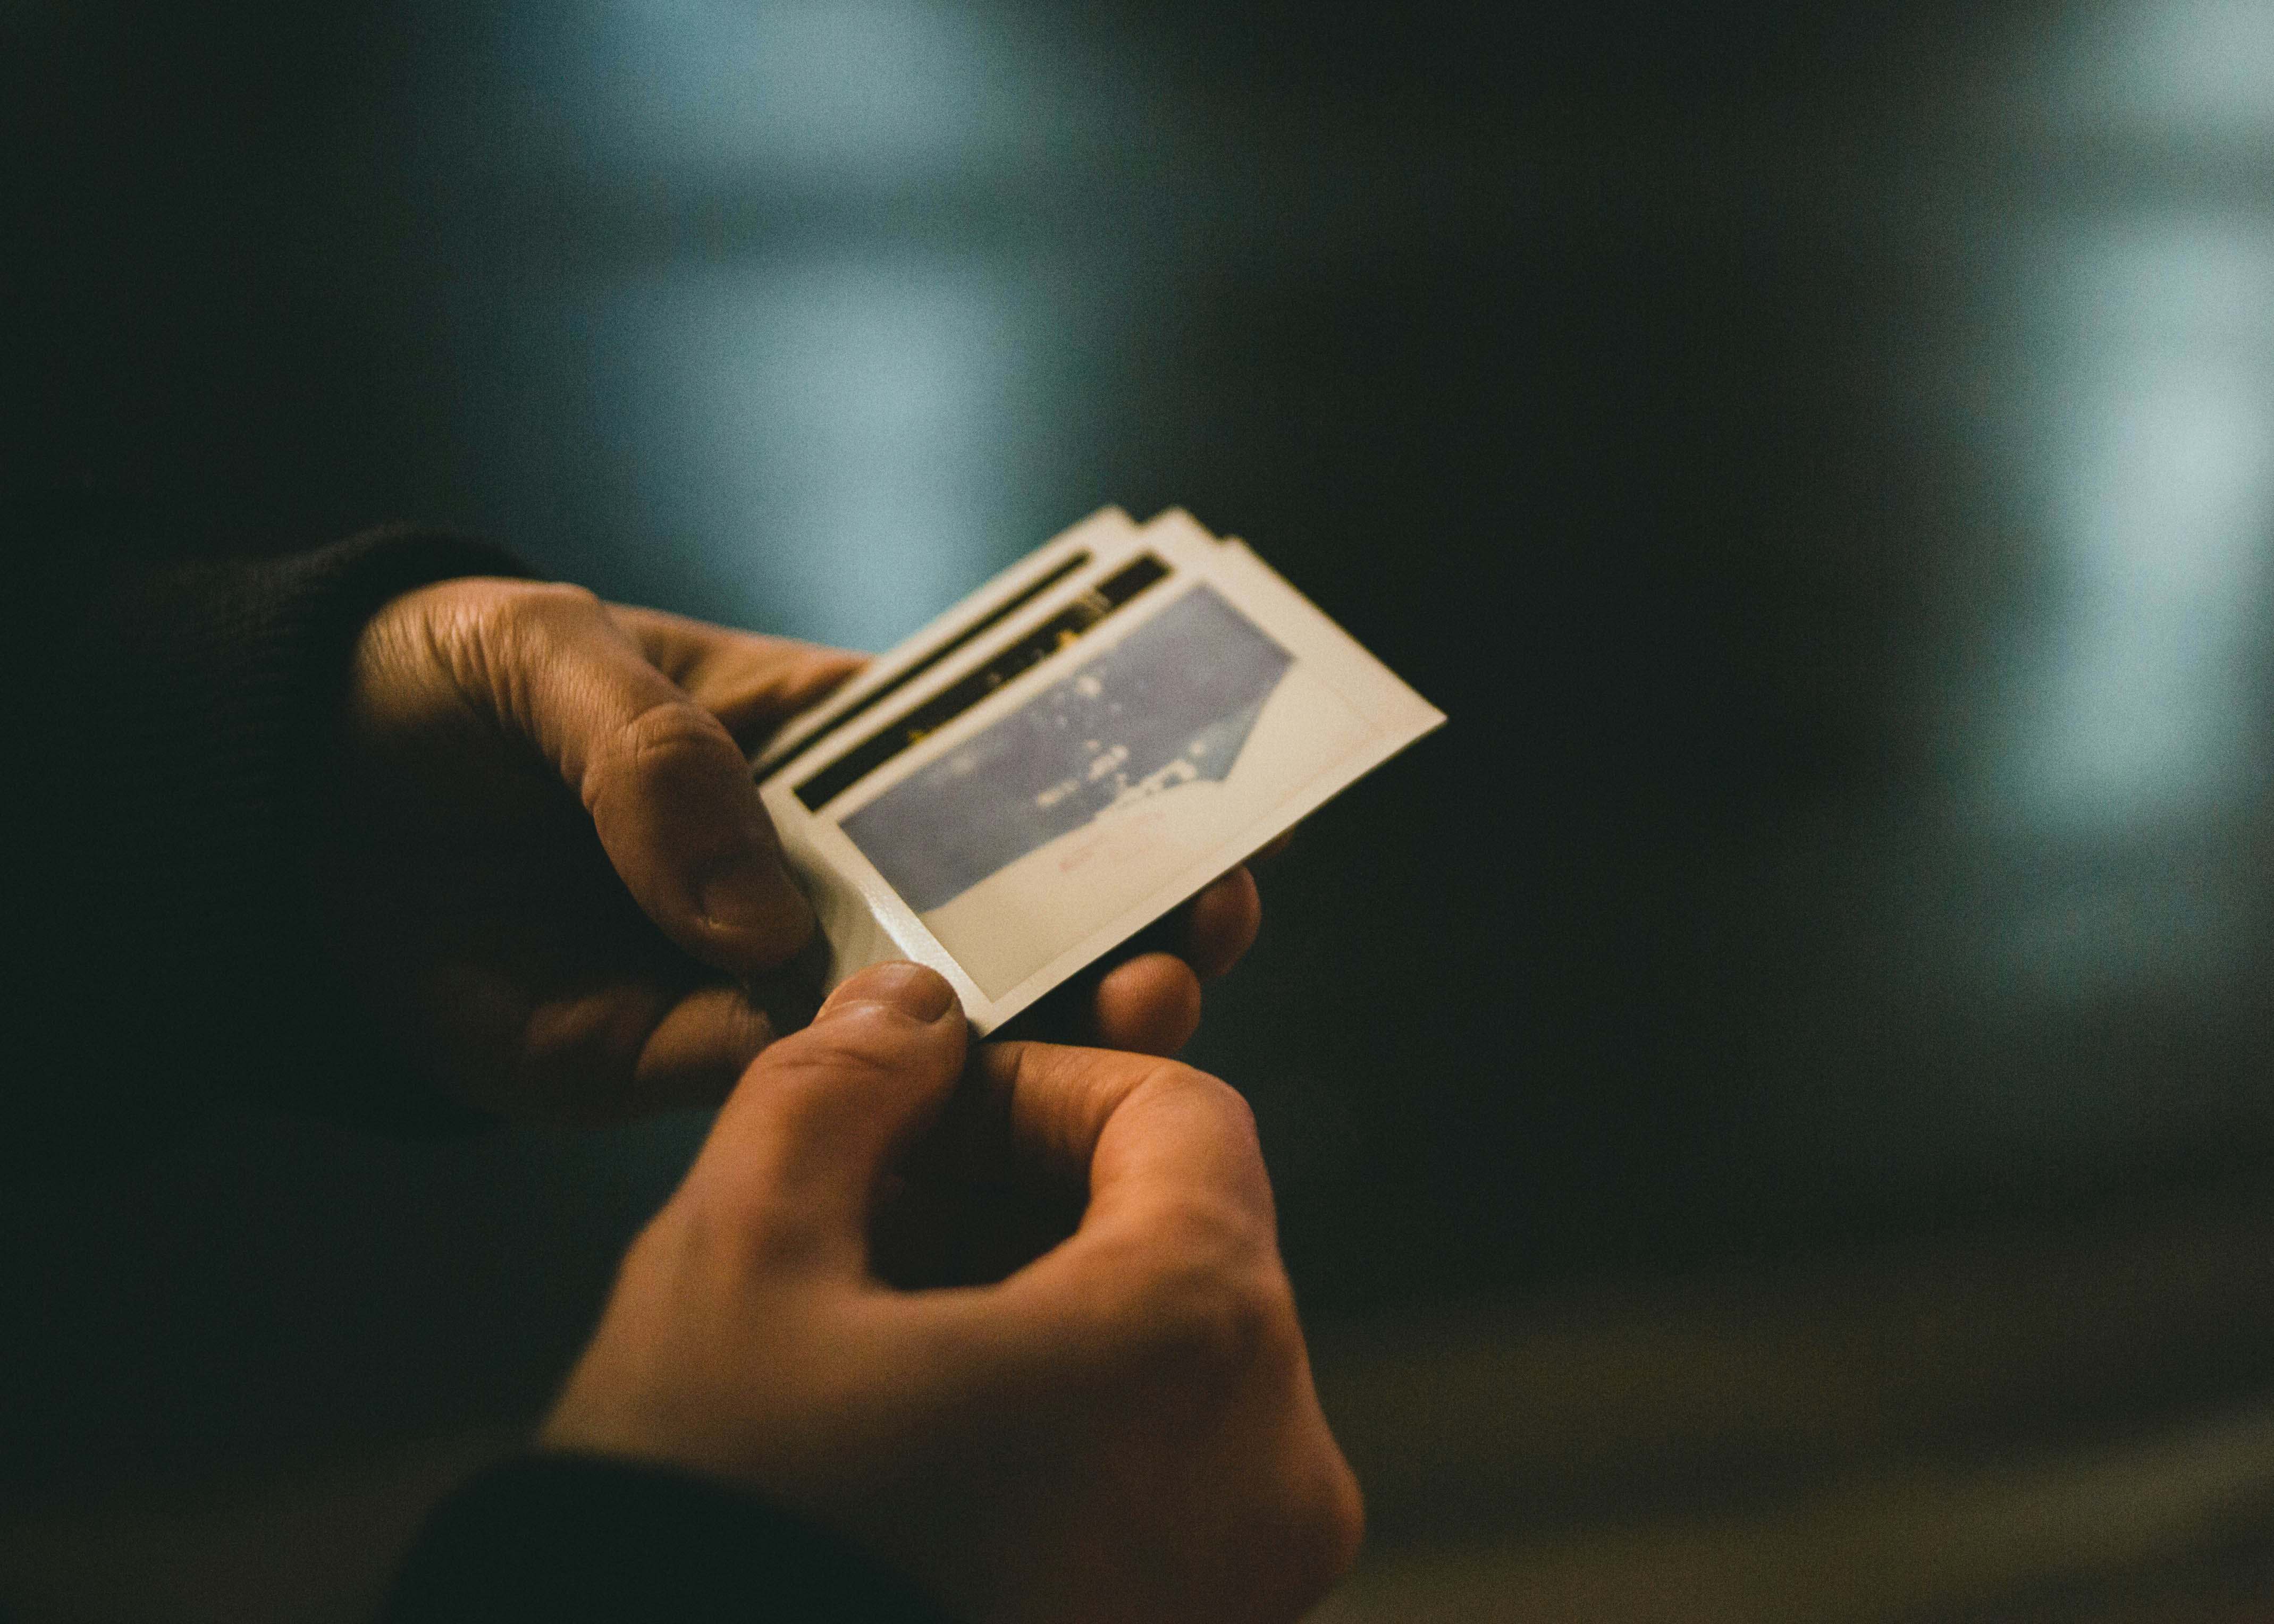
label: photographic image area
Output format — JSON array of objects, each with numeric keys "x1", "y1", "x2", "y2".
[{"x1": 841, "y1": 583, "x2": 1372, "y2": 997}]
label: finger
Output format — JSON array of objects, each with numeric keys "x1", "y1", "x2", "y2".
[
  {"x1": 456, "y1": 971, "x2": 681, "y2": 1129},
  {"x1": 630, "y1": 982, "x2": 783, "y2": 1113},
  {"x1": 695, "y1": 962, "x2": 967, "y2": 1273},
  {"x1": 1085, "y1": 953, "x2": 1203, "y2": 1055},
  {"x1": 431, "y1": 965, "x2": 772, "y2": 1127},
  {"x1": 1046, "y1": 867, "x2": 1258, "y2": 1051},
  {"x1": 494, "y1": 586, "x2": 815, "y2": 977},
  {"x1": 973, "y1": 1042, "x2": 1274, "y2": 1232},
  {"x1": 608, "y1": 604, "x2": 866, "y2": 754},
  {"x1": 1174, "y1": 866, "x2": 1261, "y2": 982}
]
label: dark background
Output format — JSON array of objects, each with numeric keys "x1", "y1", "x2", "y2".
[{"x1": 6, "y1": 0, "x2": 2274, "y2": 1507}]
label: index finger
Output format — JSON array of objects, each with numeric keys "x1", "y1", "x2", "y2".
[
  {"x1": 973, "y1": 1041, "x2": 1276, "y2": 1231},
  {"x1": 606, "y1": 604, "x2": 866, "y2": 753}
]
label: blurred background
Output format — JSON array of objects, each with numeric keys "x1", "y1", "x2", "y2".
[{"x1": 6, "y1": 1, "x2": 2274, "y2": 1618}]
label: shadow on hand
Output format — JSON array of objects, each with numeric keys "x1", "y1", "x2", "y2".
[{"x1": 869, "y1": 1054, "x2": 1090, "y2": 1291}]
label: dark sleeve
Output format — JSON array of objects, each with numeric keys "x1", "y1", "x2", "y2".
[
  {"x1": 12, "y1": 521, "x2": 530, "y2": 1170},
  {"x1": 381, "y1": 1455, "x2": 961, "y2": 1624}
]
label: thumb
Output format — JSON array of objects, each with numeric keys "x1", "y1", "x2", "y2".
[
  {"x1": 691, "y1": 962, "x2": 968, "y2": 1274},
  {"x1": 496, "y1": 585, "x2": 815, "y2": 977}
]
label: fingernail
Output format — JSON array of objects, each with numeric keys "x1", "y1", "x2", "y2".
[
  {"x1": 818, "y1": 962, "x2": 956, "y2": 1025},
  {"x1": 701, "y1": 850, "x2": 812, "y2": 938}
]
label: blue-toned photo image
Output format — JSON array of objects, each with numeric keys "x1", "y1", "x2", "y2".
[{"x1": 841, "y1": 586, "x2": 1295, "y2": 914}]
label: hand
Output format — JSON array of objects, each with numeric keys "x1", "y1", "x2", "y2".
[
  {"x1": 543, "y1": 961, "x2": 1362, "y2": 1624},
  {"x1": 318, "y1": 577, "x2": 1264, "y2": 1124}
]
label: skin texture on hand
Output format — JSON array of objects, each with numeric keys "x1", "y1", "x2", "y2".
[
  {"x1": 542, "y1": 962, "x2": 1364, "y2": 1624},
  {"x1": 316, "y1": 578, "x2": 1264, "y2": 1124}
]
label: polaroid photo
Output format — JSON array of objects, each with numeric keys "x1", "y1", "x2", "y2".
[{"x1": 753, "y1": 507, "x2": 1446, "y2": 1034}]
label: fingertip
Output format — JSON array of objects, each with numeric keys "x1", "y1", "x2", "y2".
[
  {"x1": 1249, "y1": 831, "x2": 1297, "y2": 866},
  {"x1": 1089, "y1": 954, "x2": 1204, "y2": 1056},
  {"x1": 701, "y1": 964, "x2": 967, "y2": 1213},
  {"x1": 714, "y1": 645, "x2": 871, "y2": 751},
  {"x1": 631, "y1": 983, "x2": 782, "y2": 1114},
  {"x1": 819, "y1": 961, "x2": 959, "y2": 1026},
  {"x1": 696, "y1": 848, "x2": 818, "y2": 957},
  {"x1": 1178, "y1": 867, "x2": 1262, "y2": 982}
]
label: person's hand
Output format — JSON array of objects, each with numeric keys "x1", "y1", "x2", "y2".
[
  {"x1": 317, "y1": 578, "x2": 1264, "y2": 1124},
  {"x1": 542, "y1": 960, "x2": 1363, "y2": 1624}
]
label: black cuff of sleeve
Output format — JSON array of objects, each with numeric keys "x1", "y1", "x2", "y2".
[
  {"x1": 382, "y1": 1454, "x2": 960, "y2": 1624},
  {"x1": 92, "y1": 525, "x2": 534, "y2": 1135}
]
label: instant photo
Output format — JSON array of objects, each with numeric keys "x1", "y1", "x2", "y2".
[
  {"x1": 754, "y1": 507, "x2": 1445, "y2": 1031},
  {"x1": 841, "y1": 586, "x2": 1292, "y2": 914},
  {"x1": 797, "y1": 554, "x2": 1172, "y2": 813}
]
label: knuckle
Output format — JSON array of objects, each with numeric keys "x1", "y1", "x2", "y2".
[
  {"x1": 1295, "y1": 1455, "x2": 1367, "y2": 1591},
  {"x1": 495, "y1": 579, "x2": 604, "y2": 631},
  {"x1": 1149, "y1": 1063, "x2": 1261, "y2": 1143},
  {"x1": 1123, "y1": 1216, "x2": 1286, "y2": 1383},
  {"x1": 620, "y1": 699, "x2": 739, "y2": 769},
  {"x1": 477, "y1": 580, "x2": 607, "y2": 664},
  {"x1": 769, "y1": 1004, "x2": 941, "y2": 1096},
  {"x1": 1332, "y1": 1477, "x2": 1368, "y2": 1578},
  {"x1": 447, "y1": 581, "x2": 608, "y2": 710},
  {"x1": 770, "y1": 1033, "x2": 901, "y2": 1102},
  {"x1": 585, "y1": 702, "x2": 744, "y2": 818},
  {"x1": 1193, "y1": 1070, "x2": 1261, "y2": 1145}
]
